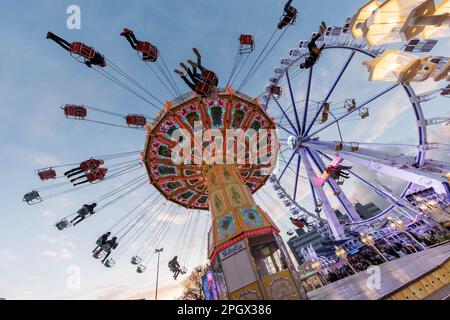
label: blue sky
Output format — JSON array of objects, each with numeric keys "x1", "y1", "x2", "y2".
[{"x1": 0, "y1": 0, "x2": 449, "y2": 299}]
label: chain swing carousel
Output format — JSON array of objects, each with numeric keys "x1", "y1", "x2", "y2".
[
  {"x1": 142, "y1": 86, "x2": 307, "y2": 299},
  {"x1": 22, "y1": 1, "x2": 310, "y2": 300}
]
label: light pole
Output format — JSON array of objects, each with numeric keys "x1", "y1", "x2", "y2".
[
  {"x1": 311, "y1": 260, "x2": 327, "y2": 286},
  {"x1": 387, "y1": 216, "x2": 426, "y2": 250},
  {"x1": 335, "y1": 246, "x2": 357, "y2": 274},
  {"x1": 360, "y1": 233, "x2": 389, "y2": 263},
  {"x1": 155, "y1": 248, "x2": 164, "y2": 300}
]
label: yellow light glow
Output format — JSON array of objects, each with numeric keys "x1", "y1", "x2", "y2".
[
  {"x1": 421, "y1": 0, "x2": 450, "y2": 39},
  {"x1": 350, "y1": 0, "x2": 384, "y2": 39},
  {"x1": 363, "y1": 0, "x2": 436, "y2": 45}
]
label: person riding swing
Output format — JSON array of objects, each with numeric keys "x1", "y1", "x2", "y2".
[
  {"x1": 300, "y1": 22, "x2": 327, "y2": 70},
  {"x1": 174, "y1": 48, "x2": 218, "y2": 97},
  {"x1": 46, "y1": 32, "x2": 106, "y2": 68}
]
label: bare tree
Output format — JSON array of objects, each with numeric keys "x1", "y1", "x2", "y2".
[{"x1": 178, "y1": 265, "x2": 208, "y2": 300}]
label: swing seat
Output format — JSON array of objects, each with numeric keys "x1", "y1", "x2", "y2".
[
  {"x1": 81, "y1": 158, "x2": 103, "y2": 171},
  {"x1": 69, "y1": 42, "x2": 95, "y2": 59},
  {"x1": 55, "y1": 219, "x2": 70, "y2": 230},
  {"x1": 23, "y1": 190, "x2": 42, "y2": 205},
  {"x1": 37, "y1": 168, "x2": 57, "y2": 181},
  {"x1": 101, "y1": 243, "x2": 112, "y2": 252},
  {"x1": 137, "y1": 42, "x2": 159, "y2": 62},
  {"x1": 283, "y1": 199, "x2": 292, "y2": 207},
  {"x1": 90, "y1": 168, "x2": 107, "y2": 181},
  {"x1": 104, "y1": 259, "x2": 116, "y2": 268},
  {"x1": 181, "y1": 267, "x2": 187, "y2": 274},
  {"x1": 136, "y1": 41, "x2": 150, "y2": 53},
  {"x1": 131, "y1": 256, "x2": 142, "y2": 265},
  {"x1": 63, "y1": 104, "x2": 87, "y2": 119},
  {"x1": 195, "y1": 81, "x2": 213, "y2": 96},
  {"x1": 126, "y1": 114, "x2": 147, "y2": 127},
  {"x1": 278, "y1": 6, "x2": 297, "y2": 29},
  {"x1": 201, "y1": 69, "x2": 218, "y2": 85},
  {"x1": 93, "y1": 250, "x2": 105, "y2": 259},
  {"x1": 137, "y1": 264, "x2": 146, "y2": 273},
  {"x1": 238, "y1": 34, "x2": 255, "y2": 54}
]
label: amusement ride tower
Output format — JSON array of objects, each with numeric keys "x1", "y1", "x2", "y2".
[{"x1": 142, "y1": 87, "x2": 307, "y2": 300}]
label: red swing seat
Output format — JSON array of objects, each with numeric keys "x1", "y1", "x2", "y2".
[
  {"x1": 195, "y1": 69, "x2": 218, "y2": 96},
  {"x1": 37, "y1": 168, "x2": 57, "y2": 181},
  {"x1": 195, "y1": 81, "x2": 213, "y2": 96},
  {"x1": 87, "y1": 168, "x2": 108, "y2": 183},
  {"x1": 278, "y1": 6, "x2": 297, "y2": 28},
  {"x1": 126, "y1": 114, "x2": 147, "y2": 127},
  {"x1": 63, "y1": 104, "x2": 87, "y2": 119},
  {"x1": 201, "y1": 69, "x2": 218, "y2": 84},
  {"x1": 239, "y1": 34, "x2": 255, "y2": 54},
  {"x1": 137, "y1": 42, "x2": 159, "y2": 62},
  {"x1": 69, "y1": 42, "x2": 95, "y2": 59}
]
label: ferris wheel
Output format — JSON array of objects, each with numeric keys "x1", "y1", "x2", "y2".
[{"x1": 261, "y1": 24, "x2": 450, "y2": 239}]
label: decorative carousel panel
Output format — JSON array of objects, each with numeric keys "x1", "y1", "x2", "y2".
[
  {"x1": 216, "y1": 213, "x2": 238, "y2": 243},
  {"x1": 229, "y1": 281, "x2": 264, "y2": 300},
  {"x1": 143, "y1": 91, "x2": 277, "y2": 210},
  {"x1": 263, "y1": 270, "x2": 301, "y2": 300}
]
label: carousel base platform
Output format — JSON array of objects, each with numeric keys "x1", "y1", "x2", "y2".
[{"x1": 307, "y1": 243, "x2": 450, "y2": 300}]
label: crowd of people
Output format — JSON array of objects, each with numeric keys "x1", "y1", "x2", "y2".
[{"x1": 302, "y1": 224, "x2": 449, "y2": 290}]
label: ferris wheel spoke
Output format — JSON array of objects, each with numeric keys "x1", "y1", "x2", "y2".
[
  {"x1": 305, "y1": 83, "x2": 399, "y2": 139},
  {"x1": 286, "y1": 69, "x2": 302, "y2": 134},
  {"x1": 277, "y1": 151, "x2": 296, "y2": 182},
  {"x1": 303, "y1": 50, "x2": 356, "y2": 137},
  {"x1": 308, "y1": 180, "x2": 320, "y2": 215},
  {"x1": 329, "y1": 110, "x2": 344, "y2": 142},
  {"x1": 293, "y1": 154, "x2": 301, "y2": 202},
  {"x1": 301, "y1": 67, "x2": 314, "y2": 135},
  {"x1": 272, "y1": 94, "x2": 299, "y2": 135},
  {"x1": 277, "y1": 122, "x2": 297, "y2": 136}
]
